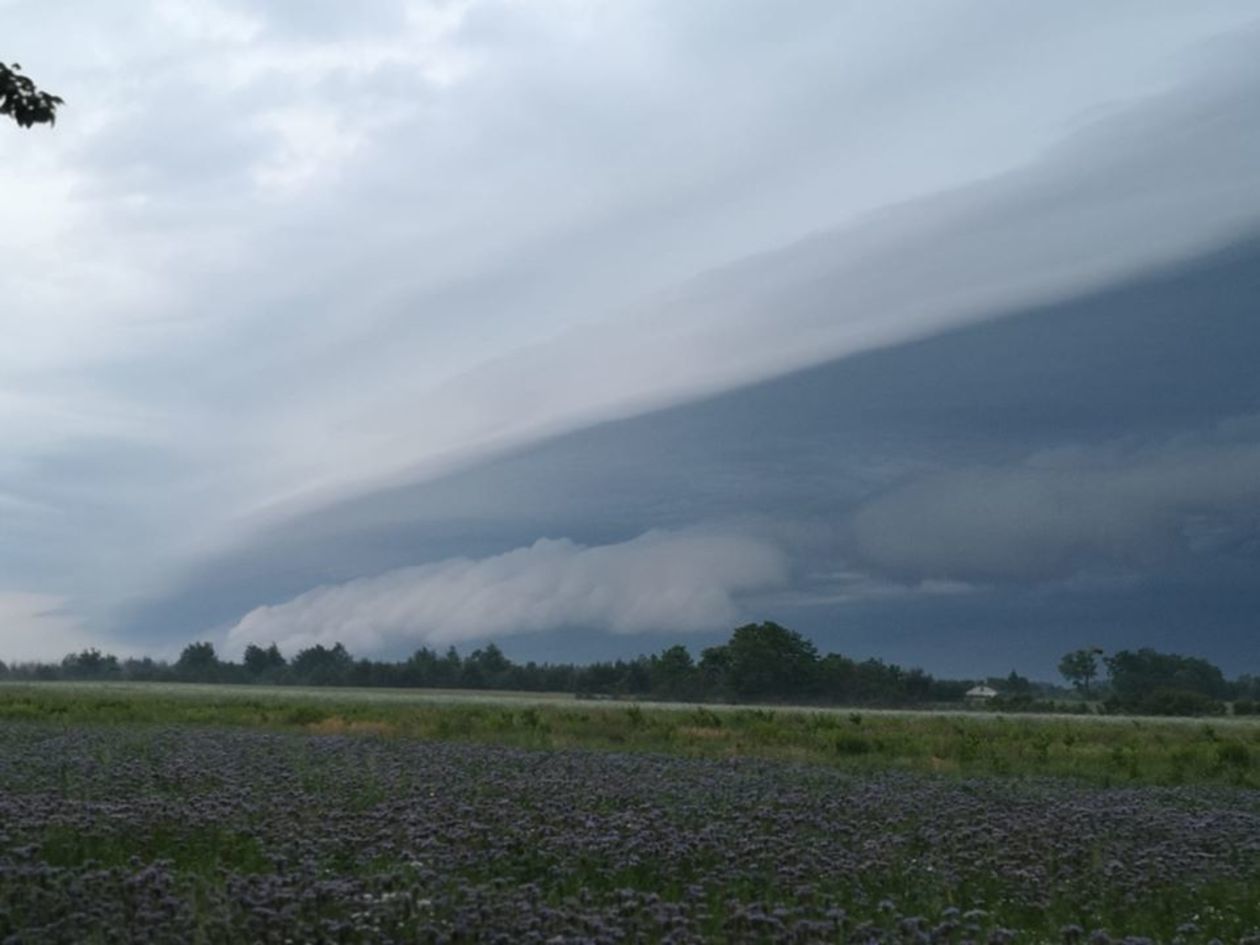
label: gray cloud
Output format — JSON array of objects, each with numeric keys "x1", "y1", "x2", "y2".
[
  {"x1": 224, "y1": 529, "x2": 788, "y2": 657},
  {"x1": 849, "y1": 426, "x2": 1260, "y2": 583},
  {"x1": 116, "y1": 228, "x2": 1260, "y2": 656},
  {"x1": 3, "y1": 2, "x2": 1260, "y2": 653},
  {"x1": 233, "y1": 29, "x2": 1260, "y2": 518}
]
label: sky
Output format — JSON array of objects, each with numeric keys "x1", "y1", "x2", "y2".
[{"x1": 2, "y1": 1, "x2": 1258, "y2": 677}]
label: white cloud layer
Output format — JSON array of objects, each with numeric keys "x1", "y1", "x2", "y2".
[
  {"x1": 0, "y1": 592, "x2": 105, "y2": 663},
  {"x1": 225, "y1": 529, "x2": 789, "y2": 656}
]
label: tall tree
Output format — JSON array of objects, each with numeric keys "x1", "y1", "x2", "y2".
[
  {"x1": 652, "y1": 644, "x2": 697, "y2": 699},
  {"x1": 724, "y1": 621, "x2": 820, "y2": 700},
  {"x1": 1105, "y1": 648, "x2": 1229, "y2": 703},
  {"x1": 1, "y1": 63, "x2": 62, "y2": 127},
  {"x1": 291, "y1": 643, "x2": 353, "y2": 685},
  {"x1": 176, "y1": 641, "x2": 221, "y2": 681},
  {"x1": 61, "y1": 648, "x2": 121, "y2": 679},
  {"x1": 1058, "y1": 648, "x2": 1102, "y2": 696},
  {"x1": 243, "y1": 643, "x2": 286, "y2": 677}
]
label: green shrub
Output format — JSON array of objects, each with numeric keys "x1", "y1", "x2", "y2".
[
  {"x1": 1119, "y1": 688, "x2": 1226, "y2": 717},
  {"x1": 689, "y1": 707, "x2": 723, "y2": 728},
  {"x1": 282, "y1": 706, "x2": 328, "y2": 726},
  {"x1": 1216, "y1": 741, "x2": 1251, "y2": 770},
  {"x1": 834, "y1": 734, "x2": 871, "y2": 755}
]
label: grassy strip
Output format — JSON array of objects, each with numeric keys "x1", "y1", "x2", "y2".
[{"x1": 1, "y1": 681, "x2": 1258, "y2": 786}]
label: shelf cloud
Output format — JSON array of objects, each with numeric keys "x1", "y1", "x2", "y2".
[
  {"x1": 225, "y1": 529, "x2": 789, "y2": 656},
  {"x1": 3, "y1": 2, "x2": 1259, "y2": 672}
]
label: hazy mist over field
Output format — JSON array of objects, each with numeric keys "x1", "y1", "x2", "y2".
[{"x1": 3, "y1": 1, "x2": 1259, "y2": 676}]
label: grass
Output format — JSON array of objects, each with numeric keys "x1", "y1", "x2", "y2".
[{"x1": 2, "y1": 680, "x2": 1258, "y2": 786}]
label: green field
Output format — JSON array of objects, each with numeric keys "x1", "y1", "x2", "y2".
[
  {"x1": 2, "y1": 680, "x2": 1257, "y2": 786},
  {"x1": 3, "y1": 681, "x2": 1260, "y2": 941}
]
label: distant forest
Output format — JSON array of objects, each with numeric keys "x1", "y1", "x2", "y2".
[{"x1": 2, "y1": 622, "x2": 1257, "y2": 716}]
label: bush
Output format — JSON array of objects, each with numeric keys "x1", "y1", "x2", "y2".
[
  {"x1": 282, "y1": 706, "x2": 329, "y2": 726},
  {"x1": 1216, "y1": 741, "x2": 1251, "y2": 771},
  {"x1": 834, "y1": 734, "x2": 872, "y2": 755},
  {"x1": 689, "y1": 707, "x2": 723, "y2": 728},
  {"x1": 1122, "y1": 688, "x2": 1227, "y2": 717}
]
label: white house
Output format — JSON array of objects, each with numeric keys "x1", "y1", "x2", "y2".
[{"x1": 965, "y1": 684, "x2": 999, "y2": 702}]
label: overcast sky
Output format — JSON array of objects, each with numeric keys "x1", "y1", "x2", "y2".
[{"x1": 2, "y1": 1, "x2": 1258, "y2": 674}]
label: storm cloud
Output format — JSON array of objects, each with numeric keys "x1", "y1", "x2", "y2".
[
  {"x1": 850, "y1": 431, "x2": 1260, "y2": 583},
  {"x1": 225, "y1": 529, "x2": 789, "y2": 657},
  {"x1": 2, "y1": 2, "x2": 1259, "y2": 669}
]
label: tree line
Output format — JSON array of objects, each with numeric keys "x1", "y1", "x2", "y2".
[
  {"x1": 0, "y1": 624, "x2": 968, "y2": 706},
  {"x1": 3, "y1": 622, "x2": 1256, "y2": 715},
  {"x1": 1057, "y1": 646, "x2": 1259, "y2": 716}
]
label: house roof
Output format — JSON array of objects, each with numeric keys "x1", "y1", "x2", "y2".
[{"x1": 965, "y1": 685, "x2": 999, "y2": 698}]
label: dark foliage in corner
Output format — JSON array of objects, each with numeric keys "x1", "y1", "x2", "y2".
[{"x1": 1, "y1": 62, "x2": 62, "y2": 127}]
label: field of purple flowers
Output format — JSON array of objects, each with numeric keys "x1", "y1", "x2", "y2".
[{"x1": 1, "y1": 723, "x2": 1258, "y2": 944}]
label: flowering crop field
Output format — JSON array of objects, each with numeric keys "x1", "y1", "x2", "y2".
[{"x1": 1, "y1": 723, "x2": 1258, "y2": 944}]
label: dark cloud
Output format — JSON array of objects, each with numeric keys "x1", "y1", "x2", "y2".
[
  {"x1": 848, "y1": 439, "x2": 1260, "y2": 583},
  {"x1": 123, "y1": 235, "x2": 1260, "y2": 674}
]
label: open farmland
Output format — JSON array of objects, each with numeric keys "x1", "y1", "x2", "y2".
[
  {"x1": 1, "y1": 720, "x2": 1259, "y2": 944},
  {"x1": 2, "y1": 682, "x2": 1259, "y2": 786},
  {"x1": 0, "y1": 687, "x2": 1259, "y2": 942}
]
